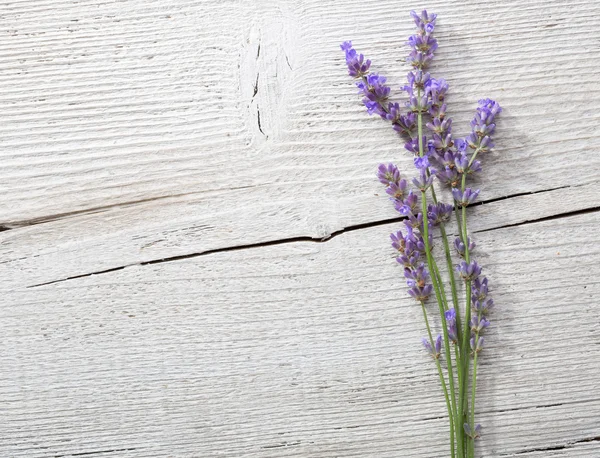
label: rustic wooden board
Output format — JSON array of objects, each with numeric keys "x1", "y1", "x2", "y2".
[
  {"x1": 1, "y1": 0, "x2": 600, "y2": 289},
  {"x1": 2, "y1": 212, "x2": 600, "y2": 457},
  {"x1": 2, "y1": 0, "x2": 600, "y2": 456}
]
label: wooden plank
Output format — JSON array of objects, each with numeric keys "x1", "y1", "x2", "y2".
[
  {"x1": 0, "y1": 181, "x2": 596, "y2": 290},
  {"x1": 1, "y1": 0, "x2": 600, "y2": 290},
  {"x1": 2, "y1": 211, "x2": 599, "y2": 457}
]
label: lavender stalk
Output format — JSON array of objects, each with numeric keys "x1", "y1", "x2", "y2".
[{"x1": 341, "y1": 9, "x2": 501, "y2": 458}]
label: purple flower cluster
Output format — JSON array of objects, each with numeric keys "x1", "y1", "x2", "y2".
[
  {"x1": 378, "y1": 164, "x2": 439, "y2": 303},
  {"x1": 342, "y1": 9, "x2": 503, "y2": 454}
]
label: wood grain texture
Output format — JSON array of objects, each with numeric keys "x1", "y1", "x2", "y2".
[
  {"x1": 2, "y1": 0, "x2": 600, "y2": 456},
  {"x1": 3, "y1": 212, "x2": 600, "y2": 457},
  {"x1": 1, "y1": 0, "x2": 600, "y2": 288}
]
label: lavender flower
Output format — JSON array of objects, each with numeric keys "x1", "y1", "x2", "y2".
[
  {"x1": 471, "y1": 277, "x2": 489, "y2": 301},
  {"x1": 377, "y1": 163, "x2": 401, "y2": 186},
  {"x1": 436, "y1": 166, "x2": 461, "y2": 187},
  {"x1": 466, "y1": 98, "x2": 502, "y2": 152},
  {"x1": 470, "y1": 335, "x2": 484, "y2": 353},
  {"x1": 409, "y1": 284, "x2": 434, "y2": 302},
  {"x1": 473, "y1": 298, "x2": 494, "y2": 316},
  {"x1": 452, "y1": 187, "x2": 480, "y2": 207},
  {"x1": 343, "y1": 11, "x2": 502, "y2": 455},
  {"x1": 428, "y1": 202, "x2": 453, "y2": 226},
  {"x1": 341, "y1": 41, "x2": 371, "y2": 78},
  {"x1": 412, "y1": 169, "x2": 434, "y2": 191},
  {"x1": 404, "y1": 212, "x2": 424, "y2": 230},
  {"x1": 470, "y1": 316, "x2": 490, "y2": 333},
  {"x1": 404, "y1": 263, "x2": 430, "y2": 288},
  {"x1": 422, "y1": 334, "x2": 442, "y2": 358},
  {"x1": 407, "y1": 10, "x2": 437, "y2": 70},
  {"x1": 390, "y1": 230, "x2": 407, "y2": 252},
  {"x1": 456, "y1": 260, "x2": 482, "y2": 281},
  {"x1": 386, "y1": 179, "x2": 409, "y2": 200},
  {"x1": 357, "y1": 74, "x2": 391, "y2": 115},
  {"x1": 464, "y1": 423, "x2": 482, "y2": 439},
  {"x1": 454, "y1": 236, "x2": 476, "y2": 258},
  {"x1": 445, "y1": 308, "x2": 458, "y2": 343}
]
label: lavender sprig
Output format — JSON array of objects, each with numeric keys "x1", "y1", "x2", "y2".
[{"x1": 342, "y1": 10, "x2": 500, "y2": 458}]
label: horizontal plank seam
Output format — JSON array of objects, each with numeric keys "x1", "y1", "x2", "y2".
[
  {"x1": 3, "y1": 184, "x2": 579, "y2": 232},
  {"x1": 500, "y1": 435, "x2": 600, "y2": 456},
  {"x1": 25, "y1": 186, "x2": 596, "y2": 288},
  {"x1": 474, "y1": 205, "x2": 600, "y2": 234}
]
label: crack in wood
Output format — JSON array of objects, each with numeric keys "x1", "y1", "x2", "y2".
[
  {"x1": 24, "y1": 186, "x2": 598, "y2": 288},
  {"x1": 501, "y1": 435, "x2": 600, "y2": 456},
  {"x1": 53, "y1": 448, "x2": 137, "y2": 457},
  {"x1": 474, "y1": 206, "x2": 600, "y2": 234}
]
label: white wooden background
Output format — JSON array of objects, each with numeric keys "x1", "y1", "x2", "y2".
[{"x1": 2, "y1": 0, "x2": 600, "y2": 456}]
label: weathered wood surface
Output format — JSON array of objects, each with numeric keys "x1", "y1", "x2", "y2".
[{"x1": 1, "y1": 0, "x2": 600, "y2": 456}]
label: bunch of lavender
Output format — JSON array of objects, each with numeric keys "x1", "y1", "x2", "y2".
[{"x1": 342, "y1": 11, "x2": 500, "y2": 458}]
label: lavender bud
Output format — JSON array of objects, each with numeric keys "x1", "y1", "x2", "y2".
[
  {"x1": 436, "y1": 166, "x2": 460, "y2": 188},
  {"x1": 473, "y1": 298, "x2": 494, "y2": 316},
  {"x1": 454, "y1": 236, "x2": 476, "y2": 258},
  {"x1": 409, "y1": 284, "x2": 434, "y2": 302},
  {"x1": 445, "y1": 308, "x2": 458, "y2": 343},
  {"x1": 452, "y1": 187, "x2": 480, "y2": 207},
  {"x1": 470, "y1": 335, "x2": 484, "y2": 353},
  {"x1": 412, "y1": 169, "x2": 434, "y2": 191},
  {"x1": 464, "y1": 423, "x2": 482, "y2": 439},
  {"x1": 470, "y1": 316, "x2": 490, "y2": 333},
  {"x1": 386, "y1": 179, "x2": 409, "y2": 201},
  {"x1": 456, "y1": 260, "x2": 482, "y2": 281},
  {"x1": 471, "y1": 277, "x2": 489, "y2": 300},
  {"x1": 422, "y1": 334, "x2": 442, "y2": 358},
  {"x1": 404, "y1": 263, "x2": 430, "y2": 288},
  {"x1": 377, "y1": 163, "x2": 401, "y2": 186},
  {"x1": 341, "y1": 42, "x2": 372, "y2": 78}
]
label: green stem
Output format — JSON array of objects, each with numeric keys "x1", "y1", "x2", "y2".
[
  {"x1": 470, "y1": 347, "x2": 479, "y2": 457},
  {"x1": 421, "y1": 301, "x2": 455, "y2": 458},
  {"x1": 458, "y1": 145, "x2": 484, "y2": 458},
  {"x1": 417, "y1": 89, "x2": 458, "y2": 457}
]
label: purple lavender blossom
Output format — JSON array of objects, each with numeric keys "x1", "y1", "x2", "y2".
[
  {"x1": 436, "y1": 166, "x2": 461, "y2": 188},
  {"x1": 404, "y1": 137, "x2": 425, "y2": 155},
  {"x1": 466, "y1": 99, "x2": 502, "y2": 152},
  {"x1": 392, "y1": 111, "x2": 416, "y2": 136},
  {"x1": 412, "y1": 169, "x2": 435, "y2": 191},
  {"x1": 452, "y1": 187, "x2": 480, "y2": 207},
  {"x1": 407, "y1": 10, "x2": 437, "y2": 70},
  {"x1": 464, "y1": 423, "x2": 482, "y2": 439},
  {"x1": 377, "y1": 163, "x2": 401, "y2": 186},
  {"x1": 401, "y1": 191, "x2": 420, "y2": 214},
  {"x1": 470, "y1": 316, "x2": 490, "y2": 333},
  {"x1": 386, "y1": 179, "x2": 409, "y2": 200},
  {"x1": 471, "y1": 277, "x2": 489, "y2": 301},
  {"x1": 445, "y1": 308, "x2": 458, "y2": 343},
  {"x1": 357, "y1": 74, "x2": 391, "y2": 115},
  {"x1": 470, "y1": 335, "x2": 484, "y2": 353},
  {"x1": 428, "y1": 202, "x2": 453, "y2": 226},
  {"x1": 414, "y1": 155, "x2": 430, "y2": 170},
  {"x1": 404, "y1": 263, "x2": 430, "y2": 288},
  {"x1": 390, "y1": 230, "x2": 407, "y2": 252},
  {"x1": 341, "y1": 41, "x2": 371, "y2": 78},
  {"x1": 422, "y1": 334, "x2": 442, "y2": 358},
  {"x1": 454, "y1": 236, "x2": 476, "y2": 257},
  {"x1": 456, "y1": 260, "x2": 482, "y2": 281},
  {"x1": 409, "y1": 284, "x2": 434, "y2": 302},
  {"x1": 404, "y1": 212, "x2": 424, "y2": 230},
  {"x1": 473, "y1": 298, "x2": 494, "y2": 315}
]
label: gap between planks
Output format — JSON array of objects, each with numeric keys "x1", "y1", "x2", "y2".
[{"x1": 26, "y1": 186, "x2": 600, "y2": 288}]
